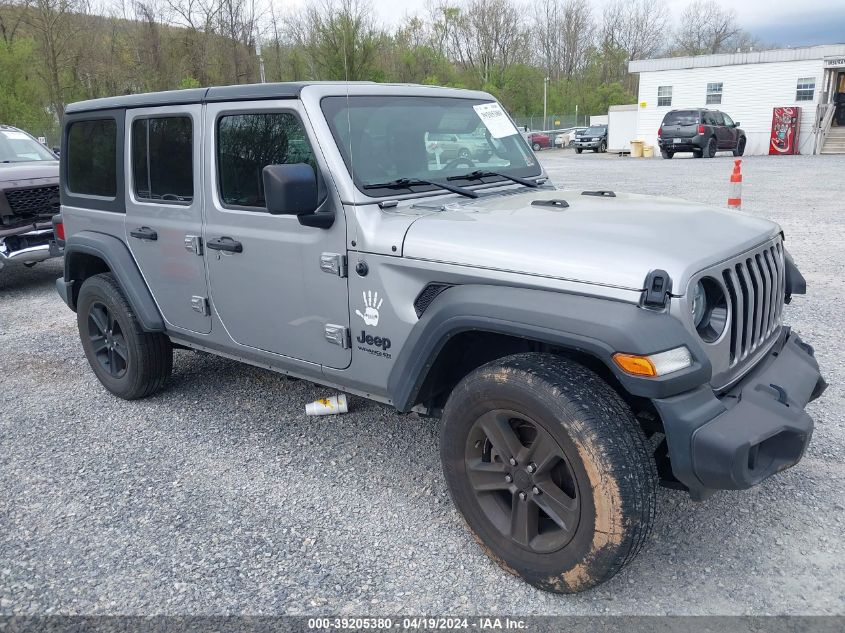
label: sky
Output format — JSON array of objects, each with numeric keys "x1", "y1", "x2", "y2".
[{"x1": 287, "y1": 0, "x2": 844, "y2": 50}]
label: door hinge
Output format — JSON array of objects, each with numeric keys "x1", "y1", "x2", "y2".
[
  {"x1": 184, "y1": 235, "x2": 203, "y2": 256},
  {"x1": 320, "y1": 252, "x2": 347, "y2": 278},
  {"x1": 324, "y1": 324, "x2": 350, "y2": 348},
  {"x1": 191, "y1": 295, "x2": 209, "y2": 316}
]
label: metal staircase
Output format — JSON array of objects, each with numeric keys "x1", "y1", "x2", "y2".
[{"x1": 821, "y1": 126, "x2": 845, "y2": 154}]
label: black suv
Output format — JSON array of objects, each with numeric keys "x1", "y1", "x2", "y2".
[
  {"x1": 574, "y1": 125, "x2": 608, "y2": 153},
  {"x1": 658, "y1": 109, "x2": 745, "y2": 159}
]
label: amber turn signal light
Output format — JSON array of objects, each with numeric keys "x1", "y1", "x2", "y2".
[{"x1": 612, "y1": 353, "x2": 657, "y2": 377}]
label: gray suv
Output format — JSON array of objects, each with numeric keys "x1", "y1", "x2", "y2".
[
  {"x1": 0, "y1": 125, "x2": 61, "y2": 272},
  {"x1": 55, "y1": 83, "x2": 826, "y2": 594}
]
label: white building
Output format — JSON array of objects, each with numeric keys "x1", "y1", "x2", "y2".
[{"x1": 629, "y1": 44, "x2": 845, "y2": 156}]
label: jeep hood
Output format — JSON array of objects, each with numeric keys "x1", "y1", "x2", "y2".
[{"x1": 402, "y1": 189, "x2": 781, "y2": 293}]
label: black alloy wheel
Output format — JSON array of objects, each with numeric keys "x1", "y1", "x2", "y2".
[
  {"x1": 466, "y1": 409, "x2": 581, "y2": 554},
  {"x1": 87, "y1": 301, "x2": 129, "y2": 378}
]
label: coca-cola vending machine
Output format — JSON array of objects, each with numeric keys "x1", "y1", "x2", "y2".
[{"x1": 769, "y1": 106, "x2": 801, "y2": 155}]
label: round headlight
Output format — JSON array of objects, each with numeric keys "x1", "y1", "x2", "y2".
[
  {"x1": 691, "y1": 281, "x2": 707, "y2": 327},
  {"x1": 692, "y1": 277, "x2": 728, "y2": 343}
]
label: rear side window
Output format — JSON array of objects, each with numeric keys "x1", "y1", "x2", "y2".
[
  {"x1": 663, "y1": 111, "x2": 699, "y2": 126},
  {"x1": 132, "y1": 117, "x2": 193, "y2": 204},
  {"x1": 217, "y1": 112, "x2": 315, "y2": 210},
  {"x1": 67, "y1": 120, "x2": 117, "y2": 197}
]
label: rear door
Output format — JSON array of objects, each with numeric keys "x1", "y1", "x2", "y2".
[
  {"x1": 124, "y1": 105, "x2": 211, "y2": 334},
  {"x1": 662, "y1": 110, "x2": 699, "y2": 142}
]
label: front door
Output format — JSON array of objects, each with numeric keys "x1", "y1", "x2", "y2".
[
  {"x1": 836, "y1": 73, "x2": 845, "y2": 126},
  {"x1": 125, "y1": 105, "x2": 211, "y2": 334},
  {"x1": 202, "y1": 101, "x2": 351, "y2": 369}
]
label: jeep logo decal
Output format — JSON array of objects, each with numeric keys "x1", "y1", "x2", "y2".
[{"x1": 356, "y1": 330, "x2": 391, "y2": 351}]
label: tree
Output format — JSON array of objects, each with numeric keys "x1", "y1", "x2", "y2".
[
  {"x1": 599, "y1": 0, "x2": 668, "y2": 91},
  {"x1": 674, "y1": 0, "x2": 743, "y2": 55},
  {"x1": 447, "y1": 0, "x2": 529, "y2": 89},
  {"x1": 533, "y1": 0, "x2": 593, "y2": 81},
  {"x1": 287, "y1": 0, "x2": 382, "y2": 81}
]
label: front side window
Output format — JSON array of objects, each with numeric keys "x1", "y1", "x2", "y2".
[
  {"x1": 67, "y1": 119, "x2": 117, "y2": 197},
  {"x1": 0, "y1": 128, "x2": 55, "y2": 163},
  {"x1": 722, "y1": 113, "x2": 735, "y2": 127},
  {"x1": 657, "y1": 86, "x2": 672, "y2": 107},
  {"x1": 217, "y1": 112, "x2": 315, "y2": 209},
  {"x1": 320, "y1": 96, "x2": 539, "y2": 197},
  {"x1": 796, "y1": 77, "x2": 815, "y2": 101},
  {"x1": 132, "y1": 116, "x2": 193, "y2": 203},
  {"x1": 706, "y1": 82, "x2": 723, "y2": 105}
]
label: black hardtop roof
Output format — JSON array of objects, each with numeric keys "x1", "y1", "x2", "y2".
[{"x1": 64, "y1": 81, "x2": 377, "y2": 114}]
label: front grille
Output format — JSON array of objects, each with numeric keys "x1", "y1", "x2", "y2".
[
  {"x1": 721, "y1": 240, "x2": 785, "y2": 366},
  {"x1": 4, "y1": 185, "x2": 60, "y2": 219}
]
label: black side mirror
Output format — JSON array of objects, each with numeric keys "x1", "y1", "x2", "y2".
[
  {"x1": 262, "y1": 163, "x2": 334, "y2": 228},
  {"x1": 733, "y1": 122, "x2": 740, "y2": 128}
]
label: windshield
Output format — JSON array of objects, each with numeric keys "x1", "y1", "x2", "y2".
[
  {"x1": 0, "y1": 129, "x2": 56, "y2": 163},
  {"x1": 321, "y1": 96, "x2": 540, "y2": 197},
  {"x1": 581, "y1": 126, "x2": 606, "y2": 136}
]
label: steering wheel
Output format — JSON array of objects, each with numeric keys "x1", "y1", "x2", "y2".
[{"x1": 444, "y1": 157, "x2": 475, "y2": 171}]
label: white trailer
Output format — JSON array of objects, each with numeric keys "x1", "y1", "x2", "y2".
[{"x1": 607, "y1": 104, "x2": 639, "y2": 153}]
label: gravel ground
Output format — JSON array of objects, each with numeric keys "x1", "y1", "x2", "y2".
[{"x1": 1, "y1": 151, "x2": 844, "y2": 616}]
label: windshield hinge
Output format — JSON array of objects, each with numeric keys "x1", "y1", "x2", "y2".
[
  {"x1": 642, "y1": 269, "x2": 672, "y2": 309},
  {"x1": 320, "y1": 252, "x2": 347, "y2": 278}
]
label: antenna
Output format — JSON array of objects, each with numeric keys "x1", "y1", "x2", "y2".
[{"x1": 342, "y1": 12, "x2": 361, "y2": 266}]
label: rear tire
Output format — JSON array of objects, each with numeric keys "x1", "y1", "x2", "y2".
[
  {"x1": 704, "y1": 137, "x2": 717, "y2": 158},
  {"x1": 77, "y1": 273, "x2": 173, "y2": 400},
  {"x1": 660, "y1": 149, "x2": 674, "y2": 159},
  {"x1": 440, "y1": 353, "x2": 657, "y2": 593},
  {"x1": 733, "y1": 137, "x2": 746, "y2": 157}
]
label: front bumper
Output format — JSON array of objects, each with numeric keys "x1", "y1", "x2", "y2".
[
  {"x1": 0, "y1": 227, "x2": 57, "y2": 271},
  {"x1": 653, "y1": 328, "x2": 826, "y2": 500},
  {"x1": 575, "y1": 139, "x2": 600, "y2": 149}
]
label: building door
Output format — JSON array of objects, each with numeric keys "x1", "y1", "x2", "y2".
[{"x1": 836, "y1": 73, "x2": 845, "y2": 126}]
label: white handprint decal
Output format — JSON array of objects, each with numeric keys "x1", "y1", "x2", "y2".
[{"x1": 356, "y1": 290, "x2": 384, "y2": 327}]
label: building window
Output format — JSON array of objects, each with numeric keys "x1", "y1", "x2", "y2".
[
  {"x1": 217, "y1": 112, "x2": 315, "y2": 210},
  {"x1": 657, "y1": 86, "x2": 672, "y2": 107},
  {"x1": 66, "y1": 119, "x2": 117, "y2": 198},
  {"x1": 706, "y1": 82, "x2": 723, "y2": 105},
  {"x1": 796, "y1": 77, "x2": 815, "y2": 101},
  {"x1": 132, "y1": 117, "x2": 193, "y2": 204}
]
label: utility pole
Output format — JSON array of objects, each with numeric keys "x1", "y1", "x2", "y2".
[
  {"x1": 255, "y1": 34, "x2": 266, "y2": 84},
  {"x1": 543, "y1": 77, "x2": 549, "y2": 130}
]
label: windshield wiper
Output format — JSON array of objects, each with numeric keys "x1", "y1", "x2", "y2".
[
  {"x1": 446, "y1": 170, "x2": 539, "y2": 188},
  {"x1": 362, "y1": 177, "x2": 478, "y2": 199}
]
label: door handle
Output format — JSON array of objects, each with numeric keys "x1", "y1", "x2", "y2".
[
  {"x1": 130, "y1": 226, "x2": 158, "y2": 241},
  {"x1": 206, "y1": 236, "x2": 243, "y2": 253}
]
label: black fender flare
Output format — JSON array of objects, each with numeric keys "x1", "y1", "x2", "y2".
[
  {"x1": 388, "y1": 284, "x2": 711, "y2": 411},
  {"x1": 60, "y1": 231, "x2": 165, "y2": 332}
]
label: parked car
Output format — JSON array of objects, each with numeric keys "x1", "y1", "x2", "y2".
[
  {"x1": 55, "y1": 82, "x2": 824, "y2": 595},
  {"x1": 554, "y1": 127, "x2": 587, "y2": 148},
  {"x1": 574, "y1": 125, "x2": 608, "y2": 153},
  {"x1": 658, "y1": 109, "x2": 746, "y2": 159},
  {"x1": 0, "y1": 125, "x2": 61, "y2": 273},
  {"x1": 425, "y1": 132, "x2": 492, "y2": 163},
  {"x1": 526, "y1": 131, "x2": 550, "y2": 150}
]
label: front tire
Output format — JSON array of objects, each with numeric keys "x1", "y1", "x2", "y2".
[
  {"x1": 440, "y1": 353, "x2": 657, "y2": 593},
  {"x1": 532, "y1": 142, "x2": 541, "y2": 151},
  {"x1": 599, "y1": 140, "x2": 607, "y2": 153},
  {"x1": 575, "y1": 148, "x2": 583, "y2": 154},
  {"x1": 77, "y1": 273, "x2": 173, "y2": 400}
]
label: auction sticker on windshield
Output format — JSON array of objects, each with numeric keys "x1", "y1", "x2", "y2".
[{"x1": 473, "y1": 102, "x2": 518, "y2": 139}]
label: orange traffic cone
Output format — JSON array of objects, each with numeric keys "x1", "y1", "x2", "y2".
[{"x1": 727, "y1": 159, "x2": 742, "y2": 210}]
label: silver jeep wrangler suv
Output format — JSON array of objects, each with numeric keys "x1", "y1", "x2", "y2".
[{"x1": 55, "y1": 83, "x2": 826, "y2": 593}]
